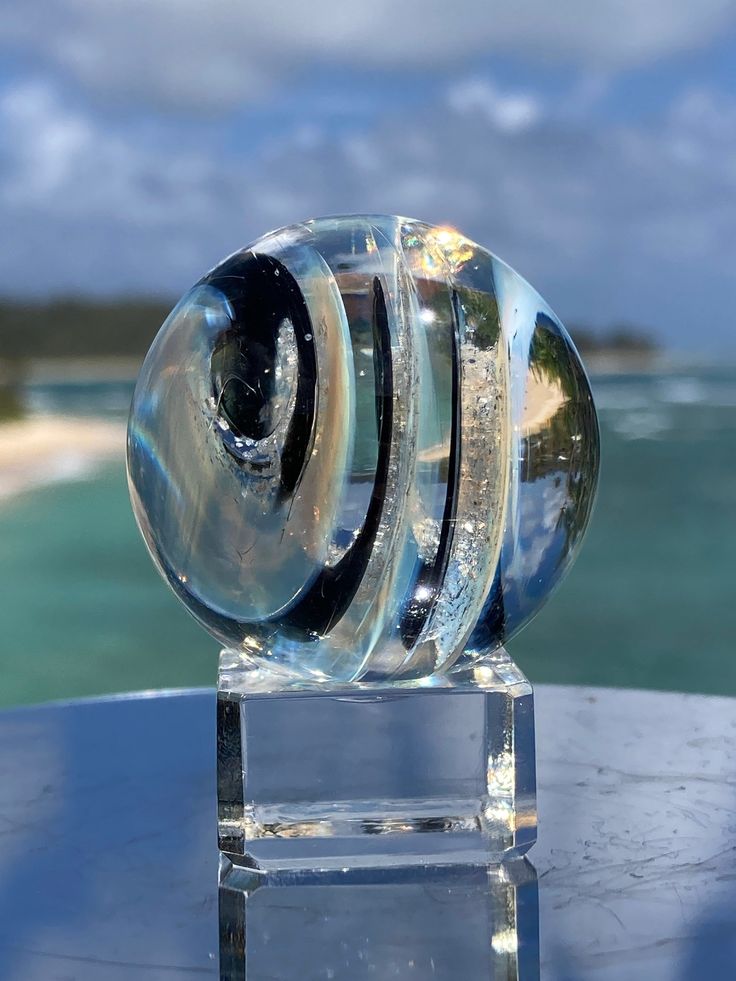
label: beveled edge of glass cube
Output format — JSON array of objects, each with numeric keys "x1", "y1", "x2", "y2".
[
  {"x1": 218, "y1": 849, "x2": 539, "y2": 892},
  {"x1": 218, "y1": 646, "x2": 531, "y2": 699}
]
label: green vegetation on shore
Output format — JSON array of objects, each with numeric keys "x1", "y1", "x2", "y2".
[
  {"x1": 0, "y1": 298, "x2": 171, "y2": 361},
  {"x1": 0, "y1": 297, "x2": 657, "y2": 362},
  {"x1": 569, "y1": 324, "x2": 657, "y2": 356}
]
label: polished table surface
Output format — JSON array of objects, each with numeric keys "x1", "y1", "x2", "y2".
[{"x1": 0, "y1": 685, "x2": 734, "y2": 980}]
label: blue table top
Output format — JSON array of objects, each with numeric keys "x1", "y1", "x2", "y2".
[{"x1": 0, "y1": 685, "x2": 734, "y2": 980}]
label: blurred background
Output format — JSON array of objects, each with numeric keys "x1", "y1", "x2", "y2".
[{"x1": 0, "y1": 1, "x2": 734, "y2": 706}]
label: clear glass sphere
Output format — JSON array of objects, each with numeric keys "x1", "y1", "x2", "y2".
[{"x1": 127, "y1": 216, "x2": 599, "y2": 681}]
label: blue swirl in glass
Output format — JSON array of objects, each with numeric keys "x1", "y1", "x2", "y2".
[{"x1": 127, "y1": 216, "x2": 599, "y2": 681}]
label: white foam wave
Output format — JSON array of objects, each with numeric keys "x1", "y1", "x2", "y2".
[{"x1": 593, "y1": 373, "x2": 736, "y2": 413}]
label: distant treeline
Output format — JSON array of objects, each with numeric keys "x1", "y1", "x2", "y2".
[
  {"x1": 0, "y1": 298, "x2": 657, "y2": 362},
  {"x1": 0, "y1": 298, "x2": 172, "y2": 361},
  {"x1": 569, "y1": 325, "x2": 657, "y2": 354}
]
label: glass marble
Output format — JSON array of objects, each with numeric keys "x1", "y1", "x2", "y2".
[{"x1": 127, "y1": 215, "x2": 599, "y2": 682}]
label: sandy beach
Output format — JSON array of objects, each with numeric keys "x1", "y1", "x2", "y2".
[{"x1": 0, "y1": 415, "x2": 126, "y2": 502}]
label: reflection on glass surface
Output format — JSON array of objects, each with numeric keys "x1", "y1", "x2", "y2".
[
  {"x1": 219, "y1": 856, "x2": 539, "y2": 981},
  {"x1": 128, "y1": 215, "x2": 599, "y2": 681}
]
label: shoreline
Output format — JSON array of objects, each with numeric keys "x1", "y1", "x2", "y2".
[
  {"x1": 0, "y1": 415, "x2": 126, "y2": 503},
  {"x1": 4, "y1": 352, "x2": 726, "y2": 386},
  {"x1": 0, "y1": 352, "x2": 728, "y2": 503},
  {"x1": 24, "y1": 357, "x2": 143, "y2": 384},
  {"x1": 582, "y1": 351, "x2": 669, "y2": 375}
]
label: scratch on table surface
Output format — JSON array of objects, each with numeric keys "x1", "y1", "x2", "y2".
[
  {"x1": 540, "y1": 759, "x2": 736, "y2": 787},
  {"x1": 0, "y1": 941, "x2": 217, "y2": 975},
  {"x1": 545, "y1": 926, "x2": 736, "y2": 970}
]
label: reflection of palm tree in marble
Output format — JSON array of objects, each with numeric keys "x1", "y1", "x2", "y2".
[
  {"x1": 457, "y1": 285, "x2": 501, "y2": 351},
  {"x1": 523, "y1": 314, "x2": 599, "y2": 577}
]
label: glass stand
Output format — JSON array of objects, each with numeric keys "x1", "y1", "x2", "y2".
[{"x1": 217, "y1": 648, "x2": 536, "y2": 873}]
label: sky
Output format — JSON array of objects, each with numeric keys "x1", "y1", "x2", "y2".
[{"x1": 1, "y1": 1, "x2": 736, "y2": 352}]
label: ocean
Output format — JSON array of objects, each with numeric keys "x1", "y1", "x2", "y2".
[{"x1": 1, "y1": 366, "x2": 734, "y2": 706}]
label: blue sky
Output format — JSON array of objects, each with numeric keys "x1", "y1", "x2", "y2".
[{"x1": 1, "y1": 1, "x2": 735, "y2": 351}]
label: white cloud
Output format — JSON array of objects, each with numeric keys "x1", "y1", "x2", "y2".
[
  {"x1": 1, "y1": 74, "x2": 735, "y2": 349},
  {"x1": 1, "y1": 0, "x2": 735, "y2": 111},
  {"x1": 446, "y1": 78, "x2": 541, "y2": 132},
  {"x1": 669, "y1": 87, "x2": 736, "y2": 150},
  {"x1": 0, "y1": 81, "x2": 222, "y2": 227},
  {"x1": 0, "y1": 82, "x2": 93, "y2": 200}
]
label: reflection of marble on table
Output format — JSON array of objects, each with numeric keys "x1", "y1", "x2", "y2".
[{"x1": 0, "y1": 685, "x2": 734, "y2": 980}]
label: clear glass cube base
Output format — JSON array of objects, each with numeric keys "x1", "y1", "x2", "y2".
[
  {"x1": 218, "y1": 855, "x2": 540, "y2": 981},
  {"x1": 218, "y1": 648, "x2": 536, "y2": 873}
]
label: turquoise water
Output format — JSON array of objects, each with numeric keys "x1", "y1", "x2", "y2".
[{"x1": 1, "y1": 367, "x2": 734, "y2": 706}]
